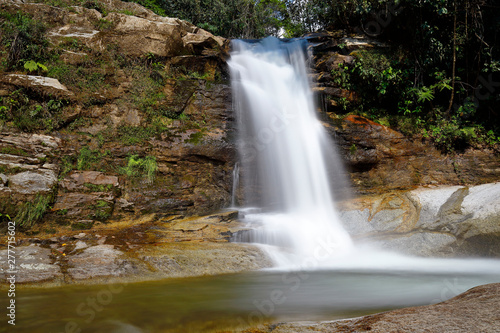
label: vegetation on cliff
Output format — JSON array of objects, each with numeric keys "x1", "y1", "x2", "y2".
[{"x1": 136, "y1": 0, "x2": 500, "y2": 152}]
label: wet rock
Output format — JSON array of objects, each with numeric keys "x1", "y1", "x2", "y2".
[
  {"x1": 0, "y1": 245, "x2": 62, "y2": 283},
  {"x1": 67, "y1": 244, "x2": 136, "y2": 279},
  {"x1": 326, "y1": 115, "x2": 500, "y2": 193},
  {"x1": 60, "y1": 171, "x2": 119, "y2": 191},
  {"x1": 262, "y1": 283, "x2": 500, "y2": 333}
]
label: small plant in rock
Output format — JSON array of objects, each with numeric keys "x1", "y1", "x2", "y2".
[
  {"x1": 15, "y1": 194, "x2": 51, "y2": 228},
  {"x1": 24, "y1": 60, "x2": 48, "y2": 73},
  {"x1": 120, "y1": 154, "x2": 158, "y2": 184}
]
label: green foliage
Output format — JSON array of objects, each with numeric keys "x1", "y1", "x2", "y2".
[
  {"x1": 0, "y1": 90, "x2": 66, "y2": 132},
  {"x1": 117, "y1": 125, "x2": 167, "y2": 145},
  {"x1": 131, "y1": 0, "x2": 285, "y2": 38},
  {"x1": 77, "y1": 147, "x2": 109, "y2": 171},
  {"x1": 0, "y1": 11, "x2": 51, "y2": 69},
  {"x1": 0, "y1": 146, "x2": 28, "y2": 156},
  {"x1": 120, "y1": 154, "x2": 158, "y2": 183},
  {"x1": 59, "y1": 155, "x2": 75, "y2": 179},
  {"x1": 15, "y1": 194, "x2": 51, "y2": 228},
  {"x1": 24, "y1": 60, "x2": 48, "y2": 73}
]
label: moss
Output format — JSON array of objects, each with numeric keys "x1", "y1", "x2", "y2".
[
  {"x1": 71, "y1": 220, "x2": 94, "y2": 230},
  {"x1": 0, "y1": 146, "x2": 28, "y2": 156},
  {"x1": 185, "y1": 130, "x2": 206, "y2": 145},
  {"x1": 88, "y1": 200, "x2": 112, "y2": 221},
  {"x1": 76, "y1": 147, "x2": 110, "y2": 171},
  {"x1": 84, "y1": 183, "x2": 113, "y2": 192},
  {"x1": 120, "y1": 154, "x2": 158, "y2": 184}
]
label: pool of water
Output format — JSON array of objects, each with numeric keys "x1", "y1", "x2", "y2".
[{"x1": 5, "y1": 268, "x2": 500, "y2": 333}]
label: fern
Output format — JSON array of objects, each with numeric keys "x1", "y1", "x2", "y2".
[{"x1": 24, "y1": 60, "x2": 48, "y2": 72}]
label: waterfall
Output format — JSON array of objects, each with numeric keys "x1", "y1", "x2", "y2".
[
  {"x1": 231, "y1": 162, "x2": 240, "y2": 207},
  {"x1": 228, "y1": 37, "x2": 353, "y2": 266}
]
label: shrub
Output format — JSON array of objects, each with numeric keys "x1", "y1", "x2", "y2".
[
  {"x1": 120, "y1": 154, "x2": 158, "y2": 183},
  {"x1": 0, "y1": 11, "x2": 51, "y2": 69}
]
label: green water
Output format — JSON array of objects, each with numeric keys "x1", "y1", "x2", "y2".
[{"x1": 3, "y1": 269, "x2": 500, "y2": 333}]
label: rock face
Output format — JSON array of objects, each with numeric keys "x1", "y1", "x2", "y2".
[
  {"x1": 0, "y1": 0, "x2": 233, "y2": 228},
  {"x1": 0, "y1": 133, "x2": 61, "y2": 217},
  {"x1": 328, "y1": 114, "x2": 500, "y2": 194},
  {"x1": 0, "y1": 211, "x2": 271, "y2": 285},
  {"x1": 257, "y1": 283, "x2": 500, "y2": 333},
  {"x1": 3, "y1": 0, "x2": 227, "y2": 58},
  {"x1": 339, "y1": 182, "x2": 500, "y2": 257}
]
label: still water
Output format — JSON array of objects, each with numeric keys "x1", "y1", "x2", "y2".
[{"x1": 5, "y1": 268, "x2": 500, "y2": 333}]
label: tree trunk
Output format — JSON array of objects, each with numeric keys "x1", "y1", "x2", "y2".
[{"x1": 447, "y1": 1, "x2": 458, "y2": 116}]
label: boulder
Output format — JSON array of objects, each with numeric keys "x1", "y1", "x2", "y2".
[
  {"x1": 0, "y1": 245, "x2": 62, "y2": 283},
  {"x1": 260, "y1": 283, "x2": 500, "y2": 333},
  {"x1": 8, "y1": 170, "x2": 58, "y2": 194},
  {"x1": 340, "y1": 182, "x2": 500, "y2": 257},
  {"x1": 0, "y1": 74, "x2": 74, "y2": 100}
]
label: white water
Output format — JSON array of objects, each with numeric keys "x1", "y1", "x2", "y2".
[
  {"x1": 228, "y1": 37, "x2": 500, "y2": 276},
  {"x1": 229, "y1": 37, "x2": 352, "y2": 264}
]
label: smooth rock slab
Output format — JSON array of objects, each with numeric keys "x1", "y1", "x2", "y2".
[
  {"x1": 8, "y1": 170, "x2": 57, "y2": 194},
  {"x1": 0, "y1": 245, "x2": 62, "y2": 282},
  {"x1": 67, "y1": 245, "x2": 139, "y2": 279}
]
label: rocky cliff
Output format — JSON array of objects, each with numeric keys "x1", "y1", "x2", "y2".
[
  {"x1": 0, "y1": 1, "x2": 498, "y2": 255},
  {"x1": 0, "y1": 0, "x2": 235, "y2": 235}
]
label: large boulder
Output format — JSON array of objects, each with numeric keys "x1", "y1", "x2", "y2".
[
  {"x1": 340, "y1": 182, "x2": 500, "y2": 257},
  {"x1": 0, "y1": 0, "x2": 227, "y2": 58},
  {"x1": 0, "y1": 74, "x2": 75, "y2": 100}
]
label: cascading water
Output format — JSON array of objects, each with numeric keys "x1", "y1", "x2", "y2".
[
  {"x1": 228, "y1": 37, "x2": 500, "y2": 276},
  {"x1": 228, "y1": 37, "x2": 353, "y2": 266}
]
